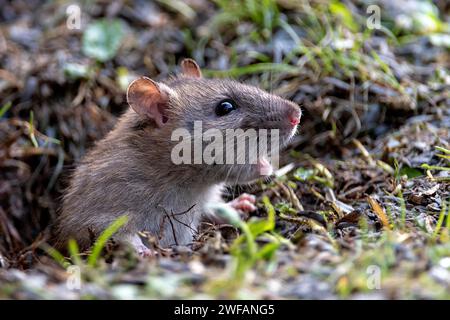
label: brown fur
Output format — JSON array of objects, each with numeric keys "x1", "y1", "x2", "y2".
[{"x1": 53, "y1": 64, "x2": 300, "y2": 251}]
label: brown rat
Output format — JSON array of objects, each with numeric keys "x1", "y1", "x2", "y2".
[{"x1": 53, "y1": 59, "x2": 301, "y2": 256}]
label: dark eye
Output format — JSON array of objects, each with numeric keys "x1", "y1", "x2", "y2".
[{"x1": 215, "y1": 99, "x2": 236, "y2": 116}]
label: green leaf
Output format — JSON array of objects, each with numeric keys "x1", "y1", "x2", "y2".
[
  {"x1": 399, "y1": 166, "x2": 423, "y2": 179},
  {"x1": 87, "y1": 215, "x2": 128, "y2": 267},
  {"x1": 275, "y1": 202, "x2": 296, "y2": 215},
  {"x1": 210, "y1": 204, "x2": 242, "y2": 227},
  {"x1": 329, "y1": 1, "x2": 358, "y2": 32},
  {"x1": 234, "y1": 197, "x2": 276, "y2": 254},
  {"x1": 293, "y1": 167, "x2": 315, "y2": 181},
  {"x1": 255, "y1": 242, "x2": 280, "y2": 260},
  {"x1": 116, "y1": 66, "x2": 131, "y2": 91},
  {"x1": 82, "y1": 19, "x2": 125, "y2": 62},
  {"x1": 248, "y1": 218, "x2": 272, "y2": 237},
  {"x1": 64, "y1": 63, "x2": 91, "y2": 80}
]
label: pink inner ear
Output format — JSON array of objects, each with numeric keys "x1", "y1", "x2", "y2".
[
  {"x1": 127, "y1": 77, "x2": 168, "y2": 127},
  {"x1": 181, "y1": 59, "x2": 202, "y2": 78}
]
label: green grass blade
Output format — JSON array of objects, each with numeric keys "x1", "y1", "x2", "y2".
[
  {"x1": 28, "y1": 111, "x2": 39, "y2": 148},
  {"x1": 397, "y1": 190, "x2": 407, "y2": 229},
  {"x1": 87, "y1": 215, "x2": 128, "y2": 267},
  {"x1": 421, "y1": 164, "x2": 450, "y2": 171},
  {"x1": 0, "y1": 101, "x2": 12, "y2": 118},
  {"x1": 68, "y1": 238, "x2": 82, "y2": 266},
  {"x1": 262, "y1": 196, "x2": 275, "y2": 231},
  {"x1": 436, "y1": 146, "x2": 450, "y2": 154},
  {"x1": 432, "y1": 202, "x2": 447, "y2": 240},
  {"x1": 204, "y1": 63, "x2": 299, "y2": 78},
  {"x1": 446, "y1": 201, "x2": 450, "y2": 231},
  {"x1": 41, "y1": 244, "x2": 70, "y2": 268}
]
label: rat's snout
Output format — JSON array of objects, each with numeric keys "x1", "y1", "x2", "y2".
[
  {"x1": 289, "y1": 114, "x2": 300, "y2": 126},
  {"x1": 285, "y1": 101, "x2": 301, "y2": 128}
]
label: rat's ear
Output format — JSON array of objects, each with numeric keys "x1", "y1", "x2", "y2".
[
  {"x1": 127, "y1": 77, "x2": 170, "y2": 127},
  {"x1": 181, "y1": 58, "x2": 202, "y2": 78}
]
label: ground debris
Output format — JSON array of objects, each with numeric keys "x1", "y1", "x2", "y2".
[{"x1": 0, "y1": 0, "x2": 449, "y2": 299}]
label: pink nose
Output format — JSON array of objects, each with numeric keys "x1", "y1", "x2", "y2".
[
  {"x1": 289, "y1": 116, "x2": 300, "y2": 126},
  {"x1": 284, "y1": 101, "x2": 301, "y2": 127}
]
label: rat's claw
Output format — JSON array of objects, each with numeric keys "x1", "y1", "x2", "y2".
[
  {"x1": 228, "y1": 193, "x2": 257, "y2": 213},
  {"x1": 137, "y1": 246, "x2": 154, "y2": 258},
  {"x1": 233, "y1": 200, "x2": 257, "y2": 212},
  {"x1": 237, "y1": 193, "x2": 256, "y2": 203},
  {"x1": 128, "y1": 234, "x2": 155, "y2": 258}
]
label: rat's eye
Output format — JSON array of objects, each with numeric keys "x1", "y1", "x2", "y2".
[{"x1": 215, "y1": 99, "x2": 236, "y2": 116}]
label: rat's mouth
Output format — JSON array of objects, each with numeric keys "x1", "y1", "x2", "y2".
[{"x1": 283, "y1": 124, "x2": 299, "y2": 146}]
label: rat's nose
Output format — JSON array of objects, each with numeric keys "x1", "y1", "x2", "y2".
[
  {"x1": 286, "y1": 102, "x2": 301, "y2": 127},
  {"x1": 289, "y1": 115, "x2": 300, "y2": 126}
]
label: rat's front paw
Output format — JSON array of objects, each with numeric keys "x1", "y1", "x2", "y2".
[
  {"x1": 127, "y1": 234, "x2": 155, "y2": 258},
  {"x1": 228, "y1": 193, "x2": 257, "y2": 213},
  {"x1": 136, "y1": 245, "x2": 155, "y2": 258}
]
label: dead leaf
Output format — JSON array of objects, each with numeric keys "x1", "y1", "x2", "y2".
[{"x1": 367, "y1": 196, "x2": 391, "y2": 229}]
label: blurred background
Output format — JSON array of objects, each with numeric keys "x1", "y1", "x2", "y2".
[{"x1": 0, "y1": 0, "x2": 449, "y2": 299}]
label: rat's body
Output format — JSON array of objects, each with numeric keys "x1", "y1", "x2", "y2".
[{"x1": 54, "y1": 60, "x2": 301, "y2": 255}]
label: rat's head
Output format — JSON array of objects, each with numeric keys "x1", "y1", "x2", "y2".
[{"x1": 127, "y1": 59, "x2": 301, "y2": 184}]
